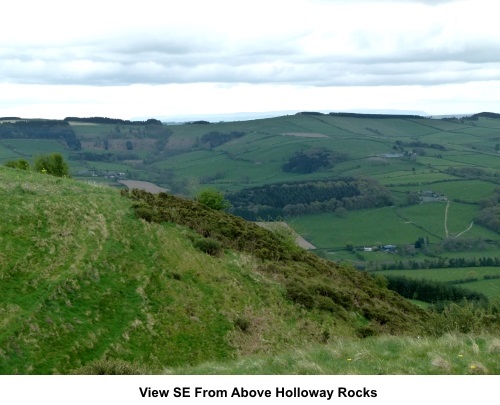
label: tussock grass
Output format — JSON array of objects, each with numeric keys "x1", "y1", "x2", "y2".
[{"x1": 167, "y1": 333, "x2": 500, "y2": 375}]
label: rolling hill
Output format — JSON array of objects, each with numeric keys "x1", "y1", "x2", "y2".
[
  {"x1": 2, "y1": 112, "x2": 499, "y2": 260},
  {"x1": 0, "y1": 166, "x2": 429, "y2": 374}
]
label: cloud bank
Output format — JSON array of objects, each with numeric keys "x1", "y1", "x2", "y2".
[{"x1": 1, "y1": 0, "x2": 498, "y2": 87}]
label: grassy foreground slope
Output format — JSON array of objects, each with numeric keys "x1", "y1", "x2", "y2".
[
  {"x1": 0, "y1": 166, "x2": 428, "y2": 374},
  {"x1": 168, "y1": 334, "x2": 500, "y2": 375}
]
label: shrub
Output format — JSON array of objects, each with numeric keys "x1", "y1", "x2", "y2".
[
  {"x1": 193, "y1": 237, "x2": 223, "y2": 256},
  {"x1": 285, "y1": 278, "x2": 315, "y2": 308},
  {"x1": 426, "y1": 299, "x2": 500, "y2": 336},
  {"x1": 356, "y1": 324, "x2": 378, "y2": 338},
  {"x1": 134, "y1": 206, "x2": 156, "y2": 222},
  {"x1": 5, "y1": 158, "x2": 31, "y2": 170},
  {"x1": 196, "y1": 188, "x2": 230, "y2": 211},
  {"x1": 34, "y1": 153, "x2": 70, "y2": 177}
]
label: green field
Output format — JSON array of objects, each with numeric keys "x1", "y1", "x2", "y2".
[
  {"x1": 390, "y1": 179, "x2": 497, "y2": 202},
  {"x1": 289, "y1": 207, "x2": 432, "y2": 248},
  {"x1": 288, "y1": 201, "x2": 497, "y2": 249},
  {"x1": 373, "y1": 267, "x2": 500, "y2": 299},
  {"x1": 0, "y1": 143, "x2": 19, "y2": 161},
  {"x1": 0, "y1": 139, "x2": 68, "y2": 156},
  {"x1": 460, "y1": 279, "x2": 500, "y2": 299}
]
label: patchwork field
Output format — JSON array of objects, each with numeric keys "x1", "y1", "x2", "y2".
[
  {"x1": 374, "y1": 267, "x2": 500, "y2": 299},
  {"x1": 2, "y1": 114, "x2": 500, "y2": 376},
  {"x1": 2, "y1": 113, "x2": 500, "y2": 295}
]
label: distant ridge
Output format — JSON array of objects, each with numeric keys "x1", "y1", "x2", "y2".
[
  {"x1": 136, "y1": 109, "x2": 429, "y2": 123},
  {"x1": 298, "y1": 111, "x2": 426, "y2": 119}
]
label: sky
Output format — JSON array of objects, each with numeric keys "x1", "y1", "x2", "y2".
[{"x1": 1, "y1": 0, "x2": 499, "y2": 120}]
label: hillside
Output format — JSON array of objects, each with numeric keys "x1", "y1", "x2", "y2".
[
  {"x1": 0, "y1": 166, "x2": 431, "y2": 374},
  {"x1": 2, "y1": 113, "x2": 499, "y2": 244},
  {"x1": 2, "y1": 112, "x2": 500, "y2": 298}
]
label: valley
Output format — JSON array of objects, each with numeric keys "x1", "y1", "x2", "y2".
[{"x1": 1, "y1": 112, "x2": 500, "y2": 374}]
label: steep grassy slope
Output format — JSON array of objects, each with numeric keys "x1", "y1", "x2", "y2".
[{"x1": 0, "y1": 167, "x2": 427, "y2": 374}]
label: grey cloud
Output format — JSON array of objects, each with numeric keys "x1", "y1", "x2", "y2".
[
  {"x1": 1, "y1": 19, "x2": 499, "y2": 88},
  {"x1": 2, "y1": 52, "x2": 498, "y2": 88}
]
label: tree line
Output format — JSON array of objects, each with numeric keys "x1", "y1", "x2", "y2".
[
  {"x1": 227, "y1": 178, "x2": 393, "y2": 220},
  {"x1": 383, "y1": 275, "x2": 488, "y2": 305},
  {"x1": 364, "y1": 255, "x2": 500, "y2": 272},
  {"x1": 63, "y1": 117, "x2": 162, "y2": 125},
  {"x1": 475, "y1": 188, "x2": 500, "y2": 233},
  {"x1": 0, "y1": 120, "x2": 81, "y2": 150},
  {"x1": 295, "y1": 112, "x2": 426, "y2": 119},
  {"x1": 198, "y1": 131, "x2": 246, "y2": 148},
  {"x1": 282, "y1": 147, "x2": 348, "y2": 174},
  {"x1": 394, "y1": 140, "x2": 446, "y2": 151},
  {"x1": 69, "y1": 151, "x2": 140, "y2": 163}
]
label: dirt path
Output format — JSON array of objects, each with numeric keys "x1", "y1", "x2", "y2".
[
  {"x1": 456, "y1": 222, "x2": 474, "y2": 238},
  {"x1": 444, "y1": 201, "x2": 450, "y2": 238},
  {"x1": 118, "y1": 180, "x2": 169, "y2": 194},
  {"x1": 255, "y1": 221, "x2": 317, "y2": 250},
  {"x1": 445, "y1": 201, "x2": 474, "y2": 238}
]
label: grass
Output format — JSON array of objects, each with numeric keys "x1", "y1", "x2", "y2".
[
  {"x1": 166, "y1": 333, "x2": 500, "y2": 375},
  {"x1": 0, "y1": 139, "x2": 68, "y2": 157},
  {"x1": 455, "y1": 279, "x2": 500, "y2": 299},
  {"x1": 2, "y1": 166, "x2": 393, "y2": 374},
  {"x1": 289, "y1": 207, "x2": 439, "y2": 248},
  {"x1": 390, "y1": 179, "x2": 497, "y2": 203},
  {"x1": 1, "y1": 165, "x2": 499, "y2": 375}
]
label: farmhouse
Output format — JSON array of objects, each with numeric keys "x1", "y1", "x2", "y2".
[
  {"x1": 376, "y1": 153, "x2": 404, "y2": 158},
  {"x1": 419, "y1": 190, "x2": 447, "y2": 203}
]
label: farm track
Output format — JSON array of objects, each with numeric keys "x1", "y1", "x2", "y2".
[
  {"x1": 444, "y1": 201, "x2": 475, "y2": 238},
  {"x1": 444, "y1": 201, "x2": 450, "y2": 238},
  {"x1": 456, "y1": 221, "x2": 474, "y2": 238}
]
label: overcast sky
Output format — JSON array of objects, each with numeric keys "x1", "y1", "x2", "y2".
[{"x1": 1, "y1": 0, "x2": 499, "y2": 119}]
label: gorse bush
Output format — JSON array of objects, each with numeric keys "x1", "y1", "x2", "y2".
[
  {"x1": 123, "y1": 188, "x2": 428, "y2": 335},
  {"x1": 124, "y1": 189, "x2": 500, "y2": 339},
  {"x1": 426, "y1": 298, "x2": 500, "y2": 336},
  {"x1": 193, "y1": 237, "x2": 223, "y2": 256}
]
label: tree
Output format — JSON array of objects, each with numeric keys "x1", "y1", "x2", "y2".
[
  {"x1": 196, "y1": 188, "x2": 230, "y2": 211},
  {"x1": 34, "y1": 153, "x2": 70, "y2": 177},
  {"x1": 4, "y1": 158, "x2": 30, "y2": 170}
]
